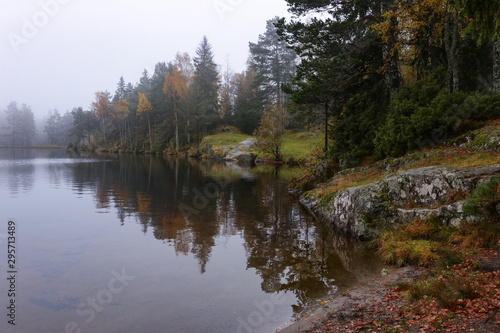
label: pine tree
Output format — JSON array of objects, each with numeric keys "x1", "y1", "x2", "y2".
[
  {"x1": 44, "y1": 109, "x2": 62, "y2": 144},
  {"x1": 113, "y1": 76, "x2": 126, "y2": 104},
  {"x1": 191, "y1": 36, "x2": 220, "y2": 146},
  {"x1": 233, "y1": 68, "x2": 262, "y2": 134},
  {"x1": 249, "y1": 17, "x2": 297, "y2": 108},
  {"x1": 4, "y1": 102, "x2": 36, "y2": 147},
  {"x1": 450, "y1": 0, "x2": 500, "y2": 92}
]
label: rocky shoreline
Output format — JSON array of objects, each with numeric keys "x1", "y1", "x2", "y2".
[{"x1": 299, "y1": 164, "x2": 500, "y2": 240}]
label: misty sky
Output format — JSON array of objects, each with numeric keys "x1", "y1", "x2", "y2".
[{"x1": 0, "y1": 0, "x2": 291, "y2": 119}]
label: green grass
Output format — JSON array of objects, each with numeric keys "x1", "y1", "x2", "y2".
[
  {"x1": 280, "y1": 131, "x2": 324, "y2": 160},
  {"x1": 200, "y1": 130, "x2": 324, "y2": 161},
  {"x1": 201, "y1": 132, "x2": 252, "y2": 147}
]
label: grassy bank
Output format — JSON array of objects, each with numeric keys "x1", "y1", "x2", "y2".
[{"x1": 201, "y1": 129, "x2": 323, "y2": 162}]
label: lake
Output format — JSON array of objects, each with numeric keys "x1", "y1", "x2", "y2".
[{"x1": 0, "y1": 148, "x2": 383, "y2": 333}]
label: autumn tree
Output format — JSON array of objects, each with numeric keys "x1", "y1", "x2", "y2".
[
  {"x1": 164, "y1": 64, "x2": 189, "y2": 151},
  {"x1": 163, "y1": 53, "x2": 194, "y2": 151},
  {"x1": 175, "y1": 52, "x2": 195, "y2": 86},
  {"x1": 255, "y1": 104, "x2": 288, "y2": 160},
  {"x1": 174, "y1": 52, "x2": 195, "y2": 145},
  {"x1": 113, "y1": 99, "x2": 130, "y2": 148},
  {"x1": 372, "y1": 0, "x2": 458, "y2": 91},
  {"x1": 137, "y1": 92, "x2": 153, "y2": 150}
]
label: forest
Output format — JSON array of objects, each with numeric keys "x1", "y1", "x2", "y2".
[{"x1": 2, "y1": 0, "x2": 500, "y2": 165}]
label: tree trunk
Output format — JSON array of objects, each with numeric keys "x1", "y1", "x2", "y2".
[
  {"x1": 386, "y1": 15, "x2": 401, "y2": 99},
  {"x1": 101, "y1": 117, "x2": 106, "y2": 143},
  {"x1": 445, "y1": 13, "x2": 460, "y2": 92},
  {"x1": 494, "y1": 37, "x2": 500, "y2": 93},
  {"x1": 135, "y1": 114, "x2": 138, "y2": 150},
  {"x1": 127, "y1": 119, "x2": 132, "y2": 149},
  {"x1": 196, "y1": 116, "x2": 200, "y2": 151},
  {"x1": 175, "y1": 111, "x2": 179, "y2": 151},
  {"x1": 324, "y1": 102, "x2": 329, "y2": 153},
  {"x1": 146, "y1": 112, "x2": 152, "y2": 151}
]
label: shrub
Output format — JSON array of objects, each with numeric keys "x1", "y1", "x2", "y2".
[
  {"x1": 462, "y1": 177, "x2": 500, "y2": 220},
  {"x1": 404, "y1": 272, "x2": 480, "y2": 308},
  {"x1": 465, "y1": 92, "x2": 500, "y2": 121},
  {"x1": 255, "y1": 105, "x2": 287, "y2": 160},
  {"x1": 377, "y1": 214, "x2": 461, "y2": 267},
  {"x1": 453, "y1": 220, "x2": 500, "y2": 248},
  {"x1": 374, "y1": 68, "x2": 447, "y2": 157},
  {"x1": 374, "y1": 66, "x2": 500, "y2": 158}
]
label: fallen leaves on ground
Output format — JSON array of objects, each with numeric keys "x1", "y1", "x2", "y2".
[{"x1": 306, "y1": 250, "x2": 499, "y2": 333}]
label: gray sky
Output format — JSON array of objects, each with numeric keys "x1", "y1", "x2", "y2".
[{"x1": 0, "y1": 0, "x2": 290, "y2": 118}]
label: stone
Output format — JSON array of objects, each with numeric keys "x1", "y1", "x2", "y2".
[
  {"x1": 224, "y1": 138, "x2": 258, "y2": 164},
  {"x1": 300, "y1": 165, "x2": 500, "y2": 240}
]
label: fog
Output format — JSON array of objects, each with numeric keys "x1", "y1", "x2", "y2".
[{"x1": 0, "y1": 0, "x2": 290, "y2": 119}]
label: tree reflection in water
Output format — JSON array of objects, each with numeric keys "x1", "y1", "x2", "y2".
[{"x1": 69, "y1": 154, "x2": 383, "y2": 316}]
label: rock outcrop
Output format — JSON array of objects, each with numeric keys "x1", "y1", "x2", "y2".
[
  {"x1": 224, "y1": 138, "x2": 257, "y2": 164},
  {"x1": 462, "y1": 124, "x2": 500, "y2": 152},
  {"x1": 300, "y1": 165, "x2": 500, "y2": 240}
]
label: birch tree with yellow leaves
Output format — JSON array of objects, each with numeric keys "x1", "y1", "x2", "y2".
[{"x1": 137, "y1": 92, "x2": 153, "y2": 150}]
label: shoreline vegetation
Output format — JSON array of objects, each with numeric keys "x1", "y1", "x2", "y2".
[{"x1": 65, "y1": 127, "x2": 324, "y2": 168}]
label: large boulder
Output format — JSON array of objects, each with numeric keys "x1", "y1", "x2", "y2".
[
  {"x1": 301, "y1": 165, "x2": 500, "y2": 240},
  {"x1": 224, "y1": 138, "x2": 258, "y2": 164}
]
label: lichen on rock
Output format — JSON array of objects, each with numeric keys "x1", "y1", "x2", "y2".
[{"x1": 301, "y1": 165, "x2": 500, "y2": 240}]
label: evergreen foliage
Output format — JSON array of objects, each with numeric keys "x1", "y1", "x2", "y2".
[
  {"x1": 3, "y1": 102, "x2": 37, "y2": 146},
  {"x1": 375, "y1": 68, "x2": 500, "y2": 157}
]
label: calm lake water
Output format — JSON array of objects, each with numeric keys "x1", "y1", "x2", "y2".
[{"x1": 0, "y1": 148, "x2": 384, "y2": 333}]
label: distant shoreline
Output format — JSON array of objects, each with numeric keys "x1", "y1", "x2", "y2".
[{"x1": 0, "y1": 146, "x2": 63, "y2": 149}]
